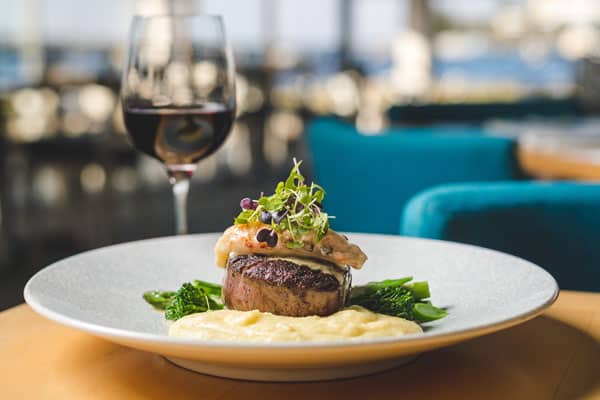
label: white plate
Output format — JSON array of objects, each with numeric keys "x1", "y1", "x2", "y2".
[{"x1": 24, "y1": 233, "x2": 558, "y2": 381}]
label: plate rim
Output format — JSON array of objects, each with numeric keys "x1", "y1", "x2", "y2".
[{"x1": 24, "y1": 232, "x2": 560, "y2": 350}]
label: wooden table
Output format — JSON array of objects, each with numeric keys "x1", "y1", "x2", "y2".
[
  {"x1": 1, "y1": 291, "x2": 599, "y2": 400},
  {"x1": 518, "y1": 134, "x2": 600, "y2": 181}
]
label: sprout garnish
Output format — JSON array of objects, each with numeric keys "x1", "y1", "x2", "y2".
[{"x1": 234, "y1": 159, "x2": 332, "y2": 249}]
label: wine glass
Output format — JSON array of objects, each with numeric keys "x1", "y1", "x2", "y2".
[{"x1": 121, "y1": 14, "x2": 235, "y2": 234}]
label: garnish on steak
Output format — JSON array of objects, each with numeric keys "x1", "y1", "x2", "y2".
[
  {"x1": 215, "y1": 159, "x2": 366, "y2": 316},
  {"x1": 214, "y1": 222, "x2": 367, "y2": 269},
  {"x1": 144, "y1": 159, "x2": 447, "y2": 325}
]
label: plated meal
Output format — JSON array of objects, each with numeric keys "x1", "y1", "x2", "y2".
[
  {"x1": 143, "y1": 160, "x2": 446, "y2": 342},
  {"x1": 24, "y1": 215, "x2": 558, "y2": 380}
]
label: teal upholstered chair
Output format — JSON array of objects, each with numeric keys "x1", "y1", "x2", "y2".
[
  {"x1": 401, "y1": 182, "x2": 600, "y2": 292},
  {"x1": 308, "y1": 118, "x2": 522, "y2": 234}
]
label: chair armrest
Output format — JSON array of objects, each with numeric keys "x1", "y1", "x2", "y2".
[{"x1": 400, "y1": 181, "x2": 600, "y2": 291}]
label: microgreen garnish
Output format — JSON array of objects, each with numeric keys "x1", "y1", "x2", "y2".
[{"x1": 234, "y1": 159, "x2": 332, "y2": 249}]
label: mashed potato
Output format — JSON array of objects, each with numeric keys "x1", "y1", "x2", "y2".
[{"x1": 169, "y1": 306, "x2": 422, "y2": 342}]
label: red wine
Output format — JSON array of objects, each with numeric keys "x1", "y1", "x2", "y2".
[{"x1": 123, "y1": 103, "x2": 234, "y2": 166}]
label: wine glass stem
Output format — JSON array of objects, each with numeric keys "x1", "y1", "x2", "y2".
[{"x1": 169, "y1": 172, "x2": 190, "y2": 235}]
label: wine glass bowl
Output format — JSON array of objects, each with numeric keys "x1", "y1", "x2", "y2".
[{"x1": 121, "y1": 14, "x2": 235, "y2": 234}]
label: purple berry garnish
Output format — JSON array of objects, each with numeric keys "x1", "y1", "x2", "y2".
[
  {"x1": 273, "y1": 209, "x2": 287, "y2": 224},
  {"x1": 256, "y1": 228, "x2": 270, "y2": 241},
  {"x1": 256, "y1": 228, "x2": 278, "y2": 247},
  {"x1": 240, "y1": 197, "x2": 257, "y2": 210},
  {"x1": 266, "y1": 230, "x2": 278, "y2": 247},
  {"x1": 260, "y1": 210, "x2": 273, "y2": 224}
]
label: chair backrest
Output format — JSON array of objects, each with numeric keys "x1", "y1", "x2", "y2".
[
  {"x1": 401, "y1": 182, "x2": 600, "y2": 292},
  {"x1": 308, "y1": 118, "x2": 522, "y2": 234}
]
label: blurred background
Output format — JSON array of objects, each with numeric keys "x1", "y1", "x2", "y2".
[{"x1": 2, "y1": 0, "x2": 600, "y2": 309}]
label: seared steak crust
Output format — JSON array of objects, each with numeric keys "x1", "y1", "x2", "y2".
[
  {"x1": 227, "y1": 255, "x2": 340, "y2": 291},
  {"x1": 223, "y1": 255, "x2": 350, "y2": 317}
]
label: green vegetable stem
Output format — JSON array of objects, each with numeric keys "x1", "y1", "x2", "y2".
[
  {"x1": 142, "y1": 290, "x2": 176, "y2": 309},
  {"x1": 348, "y1": 277, "x2": 447, "y2": 322},
  {"x1": 144, "y1": 277, "x2": 447, "y2": 323},
  {"x1": 143, "y1": 280, "x2": 224, "y2": 321}
]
